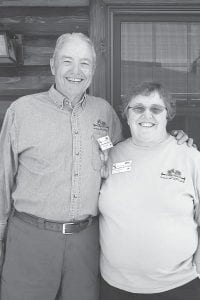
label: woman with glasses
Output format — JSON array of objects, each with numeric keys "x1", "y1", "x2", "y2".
[{"x1": 99, "y1": 82, "x2": 200, "y2": 300}]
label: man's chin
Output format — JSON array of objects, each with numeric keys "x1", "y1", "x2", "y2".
[{"x1": 65, "y1": 91, "x2": 85, "y2": 103}]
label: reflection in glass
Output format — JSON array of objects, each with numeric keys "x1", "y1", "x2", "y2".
[
  {"x1": 156, "y1": 23, "x2": 187, "y2": 64},
  {"x1": 121, "y1": 21, "x2": 200, "y2": 102}
]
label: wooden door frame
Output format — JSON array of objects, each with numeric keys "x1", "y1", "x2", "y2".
[{"x1": 89, "y1": 0, "x2": 200, "y2": 106}]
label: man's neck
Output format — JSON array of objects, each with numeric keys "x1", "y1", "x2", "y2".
[{"x1": 54, "y1": 85, "x2": 85, "y2": 107}]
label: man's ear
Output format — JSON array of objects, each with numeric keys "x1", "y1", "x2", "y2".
[
  {"x1": 50, "y1": 58, "x2": 55, "y2": 76},
  {"x1": 126, "y1": 114, "x2": 130, "y2": 127}
]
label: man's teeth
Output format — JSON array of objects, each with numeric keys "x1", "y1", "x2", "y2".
[
  {"x1": 140, "y1": 122, "x2": 154, "y2": 127},
  {"x1": 67, "y1": 78, "x2": 82, "y2": 82}
]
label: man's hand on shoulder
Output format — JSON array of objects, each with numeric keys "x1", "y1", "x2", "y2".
[{"x1": 171, "y1": 130, "x2": 197, "y2": 148}]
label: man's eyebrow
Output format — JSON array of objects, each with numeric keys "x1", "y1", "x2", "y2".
[
  {"x1": 60, "y1": 56, "x2": 92, "y2": 62},
  {"x1": 61, "y1": 56, "x2": 72, "y2": 60},
  {"x1": 80, "y1": 58, "x2": 92, "y2": 62}
]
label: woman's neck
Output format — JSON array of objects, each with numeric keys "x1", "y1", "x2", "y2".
[{"x1": 130, "y1": 132, "x2": 170, "y2": 148}]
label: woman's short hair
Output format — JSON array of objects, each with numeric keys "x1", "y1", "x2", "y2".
[
  {"x1": 52, "y1": 32, "x2": 96, "y2": 69},
  {"x1": 121, "y1": 82, "x2": 176, "y2": 121}
]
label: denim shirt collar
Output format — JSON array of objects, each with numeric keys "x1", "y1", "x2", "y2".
[{"x1": 48, "y1": 85, "x2": 86, "y2": 110}]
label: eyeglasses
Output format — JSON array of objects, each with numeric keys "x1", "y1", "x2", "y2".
[{"x1": 127, "y1": 104, "x2": 167, "y2": 115}]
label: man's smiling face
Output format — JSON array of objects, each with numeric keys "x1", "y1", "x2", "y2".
[{"x1": 50, "y1": 36, "x2": 95, "y2": 103}]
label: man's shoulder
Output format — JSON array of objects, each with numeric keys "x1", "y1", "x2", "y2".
[
  {"x1": 10, "y1": 90, "x2": 49, "y2": 110},
  {"x1": 86, "y1": 94, "x2": 113, "y2": 110}
]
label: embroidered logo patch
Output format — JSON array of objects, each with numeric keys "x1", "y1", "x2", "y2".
[
  {"x1": 160, "y1": 169, "x2": 185, "y2": 183},
  {"x1": 93, "y1": 119, "x2": 109, "y2": 131}
]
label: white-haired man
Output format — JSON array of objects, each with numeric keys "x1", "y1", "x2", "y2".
[
  {"x1": 0, "y1": 33, "x2": 123, "y2": 300},
  {"x1": 0, "y1": 33, "x2": 193, "y2": 300}
]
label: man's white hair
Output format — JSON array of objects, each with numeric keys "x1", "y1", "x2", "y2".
[{"x1": 52, "y1": 32, "x2": 96, "y2": 68}]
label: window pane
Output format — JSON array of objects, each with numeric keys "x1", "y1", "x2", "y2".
[
  {"x1": 153, "y1": 66, "x2": 187, "y2": 100},
  {"x1": 121, "y1": 23, "x2": 153, "y2": 96},
  {"x1": 190, "y1": 24, "x2": 200, "y2": 63},
  {"x1": 120, "y1": 21, "x2": 200, "y2": 102},
  {"x1": 188, "y1": 24, "x2": 200, "y2": 99},
  {"x1": 188, "y1": 116, "x2": 200, "y2": 146},
  {"x1": 121, "y1": 61, "x2": 153, "y2": 96},
  {"x1": 155, "y1": 23, "x2": 187, "y2": 64},
  {"x1": 167, "y1": 115, "x2": 187, "y2": 132},
  {"x1": 188, "y1": 73, "x2": 200, "y2": 100},
  {"x1": 121, "y1": 23, "x2": 153, "y2": 62}
]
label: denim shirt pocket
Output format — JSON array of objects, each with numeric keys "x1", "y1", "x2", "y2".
[{"x1": 91, "y1": 130, "x2": 108, "y2": 171}]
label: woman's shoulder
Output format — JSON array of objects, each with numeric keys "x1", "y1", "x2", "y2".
[
  {"x1": 109, "y1": 138, "x2": 131, "y2": 159},
  {"x1": 170, "y1": 136, "x2": 200, "y2": 161}
]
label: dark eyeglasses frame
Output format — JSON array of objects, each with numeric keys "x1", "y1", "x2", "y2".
[{"x1": 127, "y1": 104, "x2": 167, "y2": 115}]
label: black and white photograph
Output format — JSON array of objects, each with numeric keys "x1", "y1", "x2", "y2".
[{"x1": 0, "y1": 1, "x2": 200, "y2": 299}]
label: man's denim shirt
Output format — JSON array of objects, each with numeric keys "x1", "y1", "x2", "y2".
[{"x1": 0, "y1": 85, "x2": 122, "y2": 239}]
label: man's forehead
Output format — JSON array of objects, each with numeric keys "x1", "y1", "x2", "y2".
[
  {"x1": 56, "y1": 39, "x2": 92, "y2": 58},
  {"x1": 60, "y1": 37, "x2": 91, "y2": 50}
]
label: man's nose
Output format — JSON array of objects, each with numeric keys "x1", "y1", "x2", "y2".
[{"x1": 71, "y1": 62, "x2": 80, "y2": 74}]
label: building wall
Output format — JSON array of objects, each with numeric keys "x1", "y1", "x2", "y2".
[{"x1": 0, "y1": 0, "x2": 89, "y2": 126}]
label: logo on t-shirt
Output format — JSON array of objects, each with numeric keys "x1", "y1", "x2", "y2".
[{"x1": 160, "y1": 168, "x2": 185, "y2": 183}]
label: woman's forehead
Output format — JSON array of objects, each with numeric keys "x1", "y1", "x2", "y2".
[{"x1": 129, "y1": 91, "x2": 165, "y2": 106}]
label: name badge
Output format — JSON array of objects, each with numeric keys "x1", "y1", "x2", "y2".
[
  {"x1": 112, "y1": 161, "x2": 132, "y2": 174},
  {"x1": 97, "y1": 135, "x2": 113, "y2": 151}
]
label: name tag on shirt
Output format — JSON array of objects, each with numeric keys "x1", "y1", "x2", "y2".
[
  {"x1": 112, "y1": 161, "x2": 132, "y2": 174},
  {"x1": 97, "y1": 135, "x2": 113, "y2": 151}
]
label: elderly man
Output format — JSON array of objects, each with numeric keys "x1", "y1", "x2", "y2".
[
  {"x1": 0, "y1": 33, "x2": 122, "y2": 300},
  {"x1": 0, "y1": 33, "x2": 194, "y2": 300}
]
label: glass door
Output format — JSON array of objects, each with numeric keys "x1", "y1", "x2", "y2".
[{"x1": 113, "y1": 13, "x2": 200, "y2": 146}]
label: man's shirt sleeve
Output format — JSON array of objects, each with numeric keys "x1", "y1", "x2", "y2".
[{"x1": 0, "y1": 107, "x2": 18, "y2": 240}]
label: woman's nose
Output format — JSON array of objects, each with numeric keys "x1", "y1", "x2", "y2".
[{"x1": 143, "y1": 108, "x2": 153, "y2": 118}]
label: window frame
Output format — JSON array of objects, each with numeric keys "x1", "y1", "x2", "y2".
[{"x1": 107, "y1": 5, "x2": 200, "y2": 119}]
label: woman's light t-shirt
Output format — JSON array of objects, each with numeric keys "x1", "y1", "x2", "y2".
[{"x1": 99, "y1": 136, "x2": 200, "y2": 293}]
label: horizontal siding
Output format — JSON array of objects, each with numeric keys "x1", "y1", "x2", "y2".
[
  {"x1": 0, "y1": 8, "x2": 89, "y2": 35},
  {"x1": 0, "y1": 0, "x2": 89, "y2": 7},
  {"x1": 103, "y1": 0, "x2": 200, "y2": 4},
  {"x1": 0, "y1": 6, "x2": 89, "y2": 105}
]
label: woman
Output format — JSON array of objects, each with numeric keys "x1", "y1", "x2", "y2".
[{"x1": 99, "y1": 82, "x2": 200, "y2": 300}]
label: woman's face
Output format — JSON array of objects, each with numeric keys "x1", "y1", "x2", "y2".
[{"x1": 127, "y1": 91, "x2": 168, "y2": 146}]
